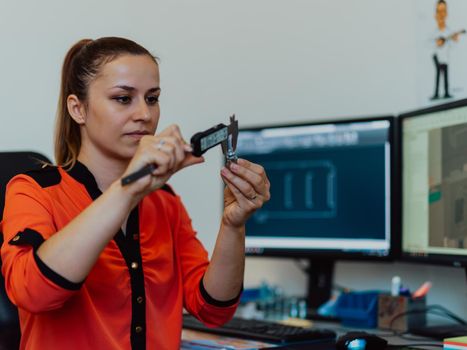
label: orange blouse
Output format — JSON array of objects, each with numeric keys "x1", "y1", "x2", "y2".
[{"x1": 1, "y1": 162, "x2": 238, "y2": 350}]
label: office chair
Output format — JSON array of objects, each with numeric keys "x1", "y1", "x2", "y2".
[{"x1": 0, "y1": 151, "x2": 51, "y2": 350}]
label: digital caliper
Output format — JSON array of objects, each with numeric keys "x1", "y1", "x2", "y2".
[{"x1": 121, "y1": 115, "x2": 238, "y2": 186}]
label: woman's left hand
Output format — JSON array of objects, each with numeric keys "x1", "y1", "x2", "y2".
[{"x1": 220, "y1": 158, "x2": 270, "y2": 228}]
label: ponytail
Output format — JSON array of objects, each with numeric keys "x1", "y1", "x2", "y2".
[{"x1": 55, "y1": 39, "x2": 92, "y2": 168}]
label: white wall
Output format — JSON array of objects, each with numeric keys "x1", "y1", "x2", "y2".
[{"x1": 1, "y1": 0, "x2": 466, "y2": 319}]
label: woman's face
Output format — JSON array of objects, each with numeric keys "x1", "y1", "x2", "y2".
[{"x1": 79, "y1": 54, "x2": 160, "y2": 163}]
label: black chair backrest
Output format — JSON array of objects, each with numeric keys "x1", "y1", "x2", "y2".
[
  {"x1": 0, "y1": 151, "x2": 51, "y2": 332},
  {"x1": 0, "y1": 152, "x2": 51, "y2": 219}
]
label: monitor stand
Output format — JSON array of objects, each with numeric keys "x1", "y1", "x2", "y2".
[
  {"x1": 305, "y1": 259, "x2": 339, "y2": 321},
  {"x1": 410, "y1": 267, "x2": 467, "y2": 340}
]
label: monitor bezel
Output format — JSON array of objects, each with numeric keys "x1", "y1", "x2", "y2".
[
  {"x1": 399, "y1": 98, "x2": 467, "y2": 268},
  {"x1": 239, "y1": 115, "x2": 399, "y2": 262}
]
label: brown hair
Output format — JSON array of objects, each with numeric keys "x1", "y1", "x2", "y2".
[{"x1": 55, "y1": 37, "x2": 157, "y2": 168}]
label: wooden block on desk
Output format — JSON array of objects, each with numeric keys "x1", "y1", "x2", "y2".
[{"x1": 377, "y1": 294, "x2": 426, "y2": 332}]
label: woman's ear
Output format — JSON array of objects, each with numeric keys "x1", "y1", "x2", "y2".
[{"x1": 67, "y1": 94, "x2": 86, "y2": 124}]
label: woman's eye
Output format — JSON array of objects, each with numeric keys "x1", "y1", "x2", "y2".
[
  {"x1": 146, "y1": 95, "x2": 159, "y2": 105},
  {"x1": 114, "y1": 96, "x2": 131, "y2": 104}
]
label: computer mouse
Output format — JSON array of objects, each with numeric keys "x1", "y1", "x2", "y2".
[{"x1": 335, "y1": 331, "x2": 388, "y2": 350}]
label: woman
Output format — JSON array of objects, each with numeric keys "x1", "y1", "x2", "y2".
[{"x1": 0, "y1": 37, "x2": 270, "y2": 350}]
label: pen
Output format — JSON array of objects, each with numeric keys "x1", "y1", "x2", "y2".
[
  {"x1": 121, "y1": 164, "x2": 157, "y2": 186},
  {"x1": 391, "y1": 276, "x2": 401, "y2": 296},
  {"x1": 412, "y1": 281, "x2": 432, "y2": 298}
]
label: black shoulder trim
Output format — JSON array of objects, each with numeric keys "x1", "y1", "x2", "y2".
[
  {"x1": 159, "y1": 184, "x2": 176, "y2": 196},
  {"x1": 199, "y1": 277, "x2": 242, "y2": 308},
  {"x1": 33, "y1": 253, "x2": 83, "y2": 291},
  {"x1": 25, "y1": 166, "x2": 61, "y2": 188},
  {"x1": 8, "y1": 228, "x2": 45, "y2": 250},
  {"x1": 66, "y1": 162, "x2": 101, "y2": 200}
]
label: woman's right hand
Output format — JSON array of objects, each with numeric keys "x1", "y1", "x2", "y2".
[{"x1": 121, "y1": 124, "x2": 204, "y2": 200}]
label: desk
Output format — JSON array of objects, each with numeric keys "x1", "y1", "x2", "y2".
[{"x1": 181, "y1": 319, "x2": 444, "y2": 350}]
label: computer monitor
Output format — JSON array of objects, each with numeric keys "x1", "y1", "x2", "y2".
[
  {"x1": 236, "y1": 116, "x2": 396, "y2": 309},
  {"x1": 400, "y1": 99, "x2": 467, "y2": 339},
  {"x1": 400, "y1": 99, "x2": 467, "y2": 269}
]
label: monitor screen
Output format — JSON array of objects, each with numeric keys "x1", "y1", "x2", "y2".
[
  {"x1": 237, "y1": 116, "x2": 395, "y2": 259},
  {"x1": 401, "y1": 99, "x2": 467, "y2": 267}
]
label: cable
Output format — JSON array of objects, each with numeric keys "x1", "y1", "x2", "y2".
[
  {"x1": 399, "y1": 344, "x2": 442, "y2": 349},
  {"x1": 388, "y1": 304, "x2": 467, "y2": 331},
  {"x1": 425, "y1": 304, "x2": 467, "y2": 325}
]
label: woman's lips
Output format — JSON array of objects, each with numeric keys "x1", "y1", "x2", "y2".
[{"x1": 125, "y1": 131, "x2": 150, "y2": 139}]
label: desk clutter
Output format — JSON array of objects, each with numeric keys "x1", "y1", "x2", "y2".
[
  {"x1": 325, "y1": 290, "x2": 426, "y2": 331},
  {"x1": 237, "y1": 283, "x2": 309, "y2": 321},
  {"x1": 200, "y1": 281, "x2": 465, "y2": 349},
  {"x1": 237, "y1": 283, "x2": 431, "y2": 332}
]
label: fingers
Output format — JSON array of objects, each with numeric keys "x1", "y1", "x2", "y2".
[
  {"x1": 180, "y1": 153, "x2": 205, "y2": 169},
  {"x1": 220, "y1": 159, "x2": 271, "y2": 203},
  {"x1": 221, "y1": 174, "x2": 258, "y2": 210},
  {"x1": 141, "y1": 124, "x2": 193, "y2": 174},
  {"x1": 123, "y1": 123, "x2": 201, "y2": 195},
  {"x1": 153, "y1": 136, "x2": 183, "y2": 171},
  {"x1": 225, "y1": 159, "x2": 270, "y2": 199},
  {"x1": 159, "y1": 124, "x2": 192, "y2": 152}
]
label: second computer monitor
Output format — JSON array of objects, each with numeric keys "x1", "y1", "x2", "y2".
[
  {"x1": 237, "y1": 116, "x2": 395, "y2": 259},
  {"x1": 401, "y1": 99, "x2": 467, "y2": 267}
]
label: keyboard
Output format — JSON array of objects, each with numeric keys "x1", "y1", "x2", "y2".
[{"x1": 182, "y1": 314, "x2": 336, "y2": 343}]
